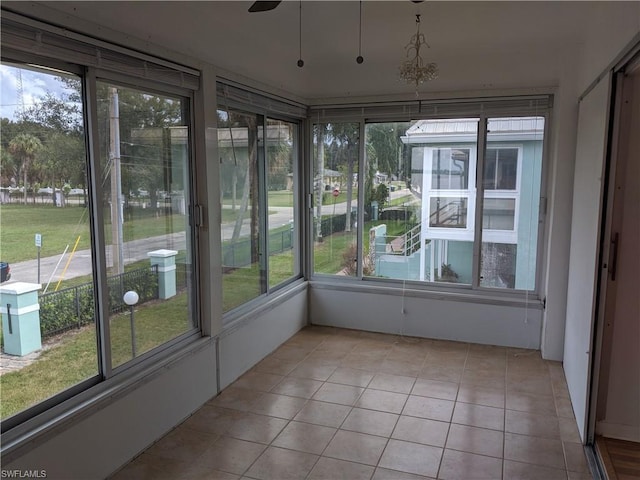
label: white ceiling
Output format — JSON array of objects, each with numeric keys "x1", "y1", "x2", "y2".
[{"x1": 4, "y1": 1, "x2": 638, "y2": 101}]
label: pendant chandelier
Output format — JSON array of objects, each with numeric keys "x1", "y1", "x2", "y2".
[{"x1": 399, "y1": 13, "x2": 438, "y2": 87}]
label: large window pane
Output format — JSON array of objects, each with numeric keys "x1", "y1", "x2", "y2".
[
  {"x1": 365, "y1": 120, "x2": 477, "y2": 284},
  {"x1": 480, "y1": 117, "x2": 544, "y2": 290},
  {"x1": 218, "y1": 109, "x2": 263, "y2": 311},
  {"x1": 0, "y1": 63, "x2": 97, "y2": 418},
  {"x1": 312, "y1": 122, "x2": 359, "y2": 276},
  {"x1": 97, "y1": 83, "x2": 194, "y2": 368},
  {"x1": 266, "y1": 119, "x2": 297, "y2": 288}
]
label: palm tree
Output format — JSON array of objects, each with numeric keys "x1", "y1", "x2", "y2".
[{"x1": 9, "y1": 133, "x2": 42, "y2": 204}]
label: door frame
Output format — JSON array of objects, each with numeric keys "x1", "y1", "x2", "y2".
[{"x1": 587, "y1": 46, "x2": 640, "y2": 446}]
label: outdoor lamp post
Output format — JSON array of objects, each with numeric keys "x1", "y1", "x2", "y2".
[{"x1": 123, "y1": 290, "x2": 139, "y2": 357}]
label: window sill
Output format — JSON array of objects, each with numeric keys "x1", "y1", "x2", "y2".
[
  {"x1": 309, "y1": 276, "x2": 543, "y2": 310},
  {"x1": 1, "y1": 334, "x2": 212, "y2": 463}
]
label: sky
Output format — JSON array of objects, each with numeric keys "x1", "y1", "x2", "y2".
[{"x1": 0, "y1": 63, "x2": 76, "y2": 121}]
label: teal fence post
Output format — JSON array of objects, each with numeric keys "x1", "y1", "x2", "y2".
[
  {"x1": 0, "y1": 282, "x2": 42, "y2": 356},
  {"x1": 147, "y1": 249, "x2": 177, "y2": 299}
]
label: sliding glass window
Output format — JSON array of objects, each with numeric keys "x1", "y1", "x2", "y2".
[
  {"x1": 218, "y1": 105, "x2": 300, "y2": 314},
  {"x1": 337, "y1": 115, "x2": 547, "y2": 292},
  {"x1": 266, "y1": 118, "x2": 298, "y2": 288},
  {"x1": 364, "y1": 120, "x2": 477, "y2": 284},
  {"x1": 96, "y1": 82, "x2": 196, "y2": 368},
  {"x1": 312, "y1": 122, "x2": 359, "y2": 276},
  {"x1": 0, "y1": 62, "x2": 97, "y2": 420},
  {"x1": 0, "y1": 55, "x2": 199, "y2": 429}
]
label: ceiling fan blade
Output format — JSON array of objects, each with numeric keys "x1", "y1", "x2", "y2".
[{"x1": 248, "y1": 1, "x2": 282, "y2": 13}]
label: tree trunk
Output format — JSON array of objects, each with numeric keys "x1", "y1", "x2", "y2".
[
  {"x1": 231, "y1": 162, "x2": 251, "y2": 241},
  {"x1": 22, "y1": 165, "x2": 28, "y2": 205},
  {"x1": 232, "y1": 167, "x2": 237, "y2": 212},
  {"x1": 231, "y1": 117, "x2": 257, "y2": 245},
  {"x1": 345, "y1": 146, "x2": 354, "y2": 233},
  {"x1": 248, "y1": 124, "x2": 259, "y2": 264},
  {"x1": 315, "y1": 125, "x2": 325, "y2": 242}
]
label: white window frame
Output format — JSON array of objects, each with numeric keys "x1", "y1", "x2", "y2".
[{"x1": 422, "y1": 145, "x2": 477, "y2": 242}]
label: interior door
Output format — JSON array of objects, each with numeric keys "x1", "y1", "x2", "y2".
[{"x1": 563, "y1": 72, "x2": 612, "y2": 442}]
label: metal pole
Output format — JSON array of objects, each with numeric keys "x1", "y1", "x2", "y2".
[
  {"x1": 109, "y1": 87, "x2": 124, "y2": 274},
  {"x1": 129, "y1": 305, "x2": 136, "y2": 357},
  {"x1": 37, "y1": 246, "x2": 41, "y2": 284}
]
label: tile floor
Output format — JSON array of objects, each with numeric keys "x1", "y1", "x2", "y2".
[{"x1": 111, "y1": 326, "x2": 593, "y2": 479}]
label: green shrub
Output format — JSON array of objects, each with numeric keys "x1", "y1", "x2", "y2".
[{"x1": 39, "y1": 266, "x2": 159, "y2": 338}]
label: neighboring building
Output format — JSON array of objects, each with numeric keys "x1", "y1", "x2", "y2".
[{"x1": 375, "y1": 118, "x2": 544, "y2": 289}]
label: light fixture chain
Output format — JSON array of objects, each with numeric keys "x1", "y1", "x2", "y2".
[
  {"x1": 297, "y1": 0, "x2": 304, "y2": 67},
  {"x1": 357, "y1": 1, "x2": 364, "y2": 64}
]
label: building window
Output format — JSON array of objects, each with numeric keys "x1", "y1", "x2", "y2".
[
  {"x1": 482, "y1": 198, "x2": 516, "y2": 230},
  {"x1": 484, "y1": 148, "x2": 518, "y2": 190},
  {"x1": 424, "y1": 146, "x2": 477, "y2": 242},
  {"x1": 431, "y1": 148, "x2": 470, "y2": 190}
]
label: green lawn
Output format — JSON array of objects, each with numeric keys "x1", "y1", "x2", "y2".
[
  {"x1": 266, "y1": 190, "x2": 295, "y2": 208},
  {"x1": 0, "y1": 292, "x2": 191, "y2": 419},
  {"x1": 221, "y1": 189, "x2": 296, "y2": 208},
  {"x1": 388, "y1": 194, "x2": 417, "y2": 207},
  {"x1": 0, "y1": 203, "x2": 289, "y2": 265},
  {"x1": 0, "y1": 204, "x2": 186, "y2": 264},
  {"x1": 221, "y1": 250, "x2": 295, "y2": 312}
]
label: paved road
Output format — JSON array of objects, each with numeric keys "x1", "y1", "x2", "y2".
[
  {"x1": 8, "y1": 188, "x2": 416, "y2": 286},
  {"x1": 9, "y1": 232, "x2": 187, "y2": 288}
]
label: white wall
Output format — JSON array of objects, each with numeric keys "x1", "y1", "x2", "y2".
[
  {"x1": 564, "y1": 76, "x2": 611, "y2": 442},
  {"x1": 540, "y1": 51, "x2": 580, "y2": 362},
  {"x1": 3, "y1": 341, "x2": 217, "y2": 480},
  {"x1": 310, "y1": 283, "x2": 542, "y2": 350},
  {"x1": 577, "y1": 3, "x2": 640, "y2": 94},
  {"x1": 218, "y1": 284, "x2": 308, "y2": 389},
  {"x1": 540, "y1": 6, "x2": 639, "y2": 361}
]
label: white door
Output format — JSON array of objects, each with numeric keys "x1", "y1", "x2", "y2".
[{"x1": 564, "y1": 73, "x2": 612, "y2": 442}]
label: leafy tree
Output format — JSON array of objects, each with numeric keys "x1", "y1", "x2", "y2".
[
  {"x1": 8, "y1": 133, "x2": 42, "y2": 204},
  {"x1": 22, "y1": 91, "x2": 82, "y2": 133},
  {"x1": 372, "y1": 183, "x2": 390, "y2": 208},
  {"x1": 40, "y1": 132, "x2": 85, "y2": 206},
  {"x1": 367, "y1": 122, "x2": 410, "y2": 180},
  {"x1": 96, "y1": 85, "x2": 184, "y2": 210},
  {"x1": 7, "y1": 73, "x2": 86, "y2": 205},
  {"x1": 327, "y1": 123, "x2": 358, "y2": 232}
]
